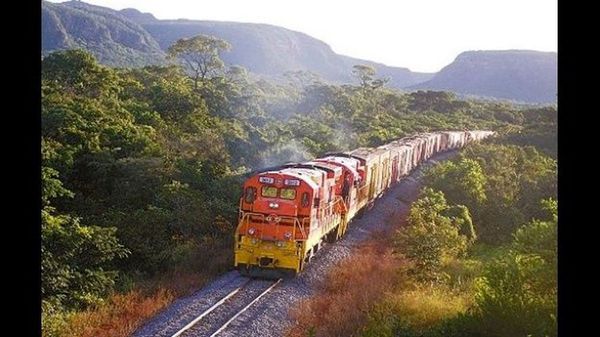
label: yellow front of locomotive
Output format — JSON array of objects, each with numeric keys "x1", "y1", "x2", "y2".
[{"x1": 234, "y1": 170, "x2": 318, "y2": 278}]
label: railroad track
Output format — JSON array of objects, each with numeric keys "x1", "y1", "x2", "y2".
[{"x1": 170, "y1": 278, "x2": 282, "y2": 337}]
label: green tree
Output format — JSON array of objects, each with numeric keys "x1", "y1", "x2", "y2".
[
  {"x1": 466, "y1": 199, "x2": 557, "y2": 336},
  {"x1": 352, "y1": 64, "x2": 389, "y2": 90},
  {"x1": 284, "y1": 70, "x2": 323, "y2": 89},
  {"x1": 424, "y1": 158, "x2": 487, "y2": 212},
  {"x1": 167, "y1": 35, "x2": 232, "y2": 89},
  {"x1": 461, "y1": 144, "x2": 557, "y2": 243},
  {"x1": 394, "y1": 188, "x2": 469, "y2": 280},
  {"x1": 445, "y1": 205, "x2": 477, "y2": 243},
  {"x1": 42, "y1": 165, "x2": 128, "y2": 310},
  {"x1": 408, "y1": 91, "x2": 459, "y2": 113},
  {"x1": 42, "y1": 49, "x2": 120, "y2": 98}
]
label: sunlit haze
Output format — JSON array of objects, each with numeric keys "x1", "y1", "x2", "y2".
[{"x1": 47, "y1": 0, "x2": 557, "y2": 73}]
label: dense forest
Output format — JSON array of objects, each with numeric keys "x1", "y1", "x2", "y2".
[{"x1": 41, "y1": 35, "x2": 556, "y2": 337}]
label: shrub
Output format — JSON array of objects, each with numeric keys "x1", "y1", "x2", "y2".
[
  {"x1": 362, "y1": 286, "x2": 471, "y2": 337},
  {"x1": 42, "y1": 289, "x2": 173, "y2": 337},
  {"x1": 394, "y1": 188, "x2": 469, "y2": 280},
  {"x1": 435, "y1": 199, "x2": 557, "y2": 337}
]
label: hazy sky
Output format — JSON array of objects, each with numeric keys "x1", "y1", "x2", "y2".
[{"x1": 48, "y1": 0, "x2": 557, "y2": 73}]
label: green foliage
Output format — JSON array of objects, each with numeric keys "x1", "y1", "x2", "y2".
[
  {"x1": 424, "y1": 158, "x2": 487, "y2": 211},
  {"x1": 352, "y1": 64, "x2": 389, "y2": 90},
  {"x1": 42, "y1": 166, "x2": 74, "y2": 206},
  {"x1": 41, "y1": 50, "x2": 237, "y2": 311},
  {"x1": 401, "y1": 199, "x2": 558, "y2": 337},
  {"x1": 167, "y1": 35, "x2": 232, "y2": 88},
  {"x1": 386, "y1": 144, "x2": 556, "y2": 336},
  {"x1": 408, "y1": 91, "x2": 464, "y2": 113},
  {"x1": 461, "y1": 144, "x2": 557, "y2": 243},
  {"x1": 42, "y1": 49, "x2": 120, "y2": 98},
  {"x1": 283, "y1": 70, "x2": 323, "y2": 89},
  {"x1": 511, "y1": 199, "x2": 557, "y2": 262},
  {"x1": 503, "y1": 106, "x2": 557, "y2": 158},
  {"x1": 42, "y1": 208, "x2": 129, "y2": 309},
  {"x1": 395, "y1": 188, "x2": 470, "y2": 280},
  {"x1": 43, "y1": 124, "x2": 129, "y2": 311},
  {"x1": 445, "y1": 205, "x2": 477, "y2": 243},
  {"x1": 42, "y1": 167, "x2": 128, "y2": 310},
  {"x1": 438, "y1": 200, "x2": 557, "y2": 337},
  {"x1": 424, "y1": 143, "x2": 556, "y2": 244}
]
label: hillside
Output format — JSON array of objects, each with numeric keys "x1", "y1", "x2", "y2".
[
  {"x1": 42, "y1": 1, "x2": 165, "y2": 67},
  {"x1": 42, "y1": 2, "x2": 557, "y2": 103},
  {"x1": 409, "y1": 50, "x2": 557, "y2": 103},
  {"x1": 42, "y1": 1, "x2": 432, "y2": 87},
  {"x1": 124, "y1": 9, "x2": 436, "y2": 87}
]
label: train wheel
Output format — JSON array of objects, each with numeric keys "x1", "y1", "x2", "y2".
[
  {"x1": 237, "y1": 265, "x2": 250, "y2": 277},
  {"x1": 305, "y1": 248, "x2": 313, "y2": 263},
  {"x1": 326, "y1": 227, "x2": 338, "y2": 243},
  {"x1": 355, "y1": 208, "x2": 365, "y2": 219}
]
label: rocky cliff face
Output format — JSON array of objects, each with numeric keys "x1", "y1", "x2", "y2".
[{"x1": 42, "y1": 1, "x2": 165, "y2": 67}]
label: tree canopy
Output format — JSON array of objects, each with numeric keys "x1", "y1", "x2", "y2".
[
  {"x1": 352, "y1": 64, "x2": 389, "y2": 91},
  {"x1": 167, "y1": 35, "x2": 232, "y2": 89}
]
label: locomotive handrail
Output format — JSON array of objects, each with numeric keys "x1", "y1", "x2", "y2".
[
  {"x1": 238, "y1": 211, "x2": 307, "y2": 240},
  {"x1": 333, "y1": 195, "x2": 347, "y2": 214}
]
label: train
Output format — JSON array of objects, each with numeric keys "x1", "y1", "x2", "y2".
[{"x1": 234, "y1": 130, "x2": 494, "y2": 278}]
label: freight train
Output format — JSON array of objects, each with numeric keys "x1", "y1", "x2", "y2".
[{"x1": 234, "y1": 130, "x2": 494, "y2": 278}]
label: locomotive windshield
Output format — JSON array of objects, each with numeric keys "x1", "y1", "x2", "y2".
[
  {"x1": 280, "y1": 188, "x2": 296, "y2": 200},
  {"x1": 261, "y1": 186, "x2": 278, "y2": 197},
  {"x1": 260, "y1": 186, "x2": 297, "y2": 200}
]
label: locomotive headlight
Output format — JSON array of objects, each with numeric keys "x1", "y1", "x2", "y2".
[
  {"x1": 269, "y1": 202, "x2": 279, "y2": 209},
  {"x1": 248, "y1": 227, "x2": 256, "y2": 235},
  {"x1": 275, "y1": 241, "x2": 284, "y2": 248},
  {"x1": 284, "y1": 232, "x2": 292, "y2": 240}
]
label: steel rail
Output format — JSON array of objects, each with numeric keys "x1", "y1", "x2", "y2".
[
  {"x1": 170, "y1": 278, "x2": 252, "y2": 337},
  {"x1": 208, "y1": 278, "x2": 282, "y2": 337}
]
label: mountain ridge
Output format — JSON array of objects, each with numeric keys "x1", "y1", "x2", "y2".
[
  {"x1": 42, "y1": 1, "x2": 166, "y2": 67},
  {"x1": 410, "y1": 50, "x2": 557, "y2": 103},
  {"x1": 42, "y1": 1, "x2": 433, "y2": 87},
  {"x1": 42, "y1": 1, "x2": 556, "y2": 103}
]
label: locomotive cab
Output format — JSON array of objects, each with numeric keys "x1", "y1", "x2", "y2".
[
  {"x1": 235, "y1": 166, "x2": 350, "y2": 278},
  {"x1": 235, "y1": 169, "x2": 324, "y2": 278},
  {"x1": 238, "y1": 170, "x2": 319, "y2": 241}
]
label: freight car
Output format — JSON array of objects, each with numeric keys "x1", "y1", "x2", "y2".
[{"x1": 234, "y1": 130, "x2": 494, "y2": 278}]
